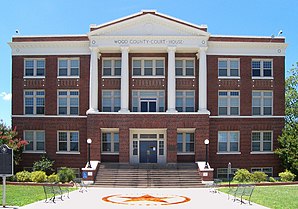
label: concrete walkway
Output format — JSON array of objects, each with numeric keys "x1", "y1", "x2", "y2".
[{"x1": 20, "y1": 188, "x2": 269, "y2": 209}]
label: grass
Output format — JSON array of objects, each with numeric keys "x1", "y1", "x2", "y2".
[
  {"x1": 219, "y1": 185, "x2": 298, "y2": 209},
  {"x1": 0, "y1": 185, "x2": 76, "y2": 206}
]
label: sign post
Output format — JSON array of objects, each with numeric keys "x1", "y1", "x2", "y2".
[
  {"x1": 0, "y1": 144, "x2": 14, "y2": 208},
  {"x1": 228, "y1": 162, "x2": 231, "y2": 188}
]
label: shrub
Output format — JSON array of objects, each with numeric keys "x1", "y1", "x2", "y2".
[
  {"x1": 16, "y1": 171, "x2": 31, "y2": 182},
  {"x1": 279, "y1": 170, "x2": 296, "y2": 182},
  {"x1": 47, "y1": 173, "x2": 59, "y2": 183},
  {"x1": 30, "y1": 171, "x2": 47, "y2": 183},
  {"x1": 233, "y1": 169, "x2": 252, "y2": 182},
  {"x1": 269, "y1": 176, "x2": 276, "y2": 182},
  {"x1": 57, "y1": 167, "x2": 75, "y2": 183},
  {"x1": 252, "y1": 171, "x2": 268, "y2": 182},
  {"x1": 33, "y1": 155, "x2": 54, "y2": 175}
]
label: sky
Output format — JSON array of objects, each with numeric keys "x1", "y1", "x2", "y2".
[{"x1": 0, "y1": 0, "x2": 297, "y2": 127}]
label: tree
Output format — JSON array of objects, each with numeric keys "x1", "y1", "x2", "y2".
[
  {"x1": 275, "y1": 63, "x2": 298, "y2": 178},
  {"x1": 0, "y1": 120, "x2": 28, "y2": 165}
]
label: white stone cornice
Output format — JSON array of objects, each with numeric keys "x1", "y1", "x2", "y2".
[
  {"x1": 120, "y1": 46, "x2": 130, "y2": 52},
  {"x1": 167, "y1": 46, "x2": 176, "y2": 52}
]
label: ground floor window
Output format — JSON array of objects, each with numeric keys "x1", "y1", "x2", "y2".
[
  {"x1": 217, "y1": 168, "x2": 238, "y2": 180},
  {"x1": 251, "y1": 167, "x2": 273, "y2": 177},
  {"x1": 102, "y1": 131, "x2": 119, "y2": 153},
  {"x1": 57, "y1": 131, "x2": 79, "y2": 152},
  {"x1": 177, "y1": 131, "x2": 195, "y2": 153}
]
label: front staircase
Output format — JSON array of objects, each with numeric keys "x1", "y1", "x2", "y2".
[{"x1": 93, "y1": 163, "x2": 204, "y2": 188}]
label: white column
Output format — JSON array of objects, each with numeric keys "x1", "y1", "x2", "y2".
[
  {"x1": 87, "y1": 47, "x2": 100, "y2": 113},
  {"x1": 167, "y1": 47, "x2": 177, "y2": 112},
  {"x1": 198, "y1": 47, "x2": 208, "y2": 112},
  {"x1": 119, "y1": 47, "x2": 130, "y2": 112}
]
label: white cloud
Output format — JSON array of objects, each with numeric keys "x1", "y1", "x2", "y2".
[{"x1": 0, "y1": 92, "x2": 12, "y2": 101}]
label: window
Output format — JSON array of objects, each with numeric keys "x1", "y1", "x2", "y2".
[
  {"x1": 58, "y1": 90, "x2": 79, "y2": 115},
  {"x1": 102, "y1": 90, "x2": 120, "y2": 112},
  {"x1": 218, "y1": 59, "x2": 239, "y2": 77},
  {"x1": 218, "y1": 91, "x2": 240, "y2": 115},
  {"x1": 252, "y1": 60, "x2": 273, "y2": 77},
  {"x1": 57, "y1": 131, "x2": 79, "y2": 152},
  {"x1": 251, "y1": 131, "x2": 273, "y2": 152},
  {"x1": 159, "y1": 140, "x2": 164, "y2": 156},
  {"x1": 132, "y1": 91, "x2": 165, "y2": 112},
  {"x1": 132, "y1": 59, "x2": 164, "y2": 76},
  {"x1": 24, "y1": 59, "x2": 45, "y2": 77},
  {"x1": 24, "y1": 90, "x2": 45, "y2": 115},
  {"x1": 252, "y1": 91, "x2": 273, "y2": 115},
  {"x1": 217, "y1": 168, "x2": 238, "y2": 180},
  {"x1": 102, "y1": 59, "x2": 121, "y2": 76},
  {"x1": 175, "y1": 59, "x2": 195, "y2": 76},
  {"x1": 251, "y1": 167, "x2": 273, "y2": 177},
  {"x1": 176, "y1": 90, "x2": 195, "y2": 112},
  {"x1": 218, "y1": 131, "x2": 240, "y2": 153},
  {"x1": 177, "y1": 132, "x2": 195, "y2": 153},
  {"x1": 102, "y1": 132, "x2": 119, "y2": 153},
  {"x1": 24, "y1": 130, "x2": 45, "y2": 152},
  {"x1": 58, "y1": 58, "x2": 79, "y2": 77}
]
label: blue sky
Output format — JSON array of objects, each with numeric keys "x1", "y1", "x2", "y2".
[{"x1": 0, "y1": 0, "x2": 297, "y2": 126}]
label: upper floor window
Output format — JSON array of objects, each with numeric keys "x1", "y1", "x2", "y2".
[
  {"x1": 252, "y1": 91, "x2": 273, "y2": 115},
  {"x1": 24, "y1": 59, "x2": 45, "y2": 77},
  {"x1": 102, "y1": 59, "x2": 121, "y2": 76},
  {"x1": 218, "y1": 59, "x2": 239, "y2": 77},
  {"x1": 176, "y1": 90, "x2": 195, "y2": 112},
  {"x1": 177, "y1": 131, "x2": 195, "y2": 153},
  {"x1": 58, "y1": 58, "x2": 79, "y2": 77},
  {"x1": 102, "y1": 90, "x2": 120, "y2": 112},
  {"x1": 57, "y1": 131, "x2": 79, "y2": 152},
  {"x1": 132, "y1": 90, "x2": 165, "y2": 112},
  {"x1": 252, "y1": 60, "x2": 273, "y2": 77},
  {"x1": 24, "y1": 130, "x2": 45, "y2": 152},
  {"x1": 58, "y1": 90, "x2": 79, "y2": 115},
  {"x1": 218, "y1": 91, "x2": 240, "y2": 115},
  {"x1": 218, "y1": 131, "x2": 240, "y2": 153},
  {"x1": 175, "y1": 59, "x2": 195, "y2": 76},
  {"x1": 251, "y1": 131, "x2": 273, "y2": 152},
  {"x1": 24, "y1": 90, "x2": 45, "y2": 115},
  {"x1": 101, "y1": 131, "x2": 119, "y2": 153},
  {"x1": 132, "y1": 59, "x2": 164, "y2": 76}
]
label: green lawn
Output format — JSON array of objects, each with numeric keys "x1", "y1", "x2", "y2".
[
  {"x1": 219, "y1": 185, "x2": 298, "y2": 209},
  {"x1": 0, "y1": 185, "x2": 75, "y2": 206}
]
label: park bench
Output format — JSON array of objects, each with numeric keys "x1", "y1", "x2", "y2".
[
  {"x1": 208, "y1": 178, "x2": 222, "y2": 193},
  {"x1": 43, "y1": 184, "x2": 70, "y2": 203},
  {"x1": 231, "y1": 184, "x2": 255, "y2": 205},
  {"x1": 73, "y1": 178, "x2": 88, "y2": 193}
]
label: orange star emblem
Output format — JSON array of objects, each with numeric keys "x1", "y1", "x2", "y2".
[{"x1": 123, "y1": 194, "x2": 170, "y2": 203}]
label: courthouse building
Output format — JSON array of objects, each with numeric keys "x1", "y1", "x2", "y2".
[{"x1": 9, "y1": 10, "x2": 287, "y2": 178}]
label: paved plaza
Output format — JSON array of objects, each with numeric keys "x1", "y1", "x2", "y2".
[{"x1": 20, "y1": 187, "x2": 269, "y2": 209}]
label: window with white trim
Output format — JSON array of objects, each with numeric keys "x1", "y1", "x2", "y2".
[
  {"x1": 251, "y1": 131, "x2": 273, "y2": 152},
  {"x1": 176, "y1": 90, "x2": 195, "y2": 112},
  {"x1": 57, "y1": 131, "x2": 79, "y2": 152},
  {"x1": 251, "y1": 167, "x2": 273, "y2": 177},
  {"x1": 175, "y1": 59, "x2": 195, "y2": 76},
  {"x1": 218, "y1": 91, "x2": 240, "y2": 115},
  {"x1": 58, "y1": 58, "x2": 79, "y2": 77},
  {"x1": 218, "y1": 131, "x2": 240, "y2": 153},
  {"x1": 132, "y1": 90, "x2": 165, "y2": 112},
  {"x1": 217, "y1": 168, "x2": 238, "y2": 180},
  {"x1": 24, "y1": 130, "x2": 45, "y2": 152},
  {"x1": 177, "y1": 132, "x2": 195, "y2": 153},
  {"x1": 252, "y1": 60, "x2": 273, "y2": 77},
  {"x1": 24, "y1": 59, "x2": 45, "y2": 77},
  {"x1": 102, "y1": 90, "x2": 121, "y2": 112},
  {"x1": 218, "y1": 59, "x2": 239, "y2": 77},
  {"x1": 102, "y1": 59, "x2": 121, "y2": 76},
  {"x1": 252, "y1": 91, "x2": 273, "y2": 115},
  {"x1": 24, "y1": 90, "x2": 45, "y2": 115},
  {"x1": 58, "y1": 90, "x2": 79, "y2": 115},
  {"x1": 132, "y1": 59, "x2": 164, "y2": 76},
  {"x1": 102, "y1": 132, "x2": 119, "y2": 153}
]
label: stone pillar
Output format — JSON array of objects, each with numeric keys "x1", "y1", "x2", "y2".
[
  {"x1": 198, "y1": 47, "x2": 208, "y2": 112},
  {"x1": 119, "y1": 47, "x2": 130, "y2": 112},
  {"x1": 167, "y1": 47, "x2": 177, "y2": 112}
]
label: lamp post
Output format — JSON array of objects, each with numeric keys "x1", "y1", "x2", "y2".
[
  {"x1": 228, "y1": 162, "x2": 231, "y2": 188},
  {"x1": 87, "y1": 138, "x2": 92, "y2": 168},
  {"x1": 204, "y1": 139, "x2": 209, "y2": 169}
]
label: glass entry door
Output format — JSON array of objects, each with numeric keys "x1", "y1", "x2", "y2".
[
  {"x1": 139, "y1": 141, "x2": 157, "y2": 163},
  {"x1": 140, "y1": 99, "x2": 157, "y2": 112}
]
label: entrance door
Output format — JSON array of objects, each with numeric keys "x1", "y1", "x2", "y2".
[
  {"x1": 140, "y1": 99, "x2": 157, "y2": 112},
  {"x1": 139, "y1": 141, "x2": 157, "y2": 163}
]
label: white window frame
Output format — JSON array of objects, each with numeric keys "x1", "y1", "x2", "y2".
[
  {"x1": 101, "y1": 129, "x2": 119, "y2": 154},
  {"x1": 24, "y1": 90, "x2": 45, "y2": 115},
  {"x1": 251, "y1": 131, "x2": 273, "y2": 153},
  {"x1": 217, "y1": 168, "x2": 238, "y2": 179},
  {"x1": 251, "y1": 167, "x2": 273, "y2": 177},
  {"x1": 252, "y1": 59, "x2": 273, "y2": 78},
  {"x1": 23, "y1": 130, "x2": 45, "y2": 153},
  {"x1": 177, "y1": 129, "x2": 195, "y2": 154},
  {"x1": 176, "y1": 90, "x2": 195, "y2": 112},
  {"x1": 57, "y1": 90, "x2": 79, "y2": 115},
  {"x1": 218, "y1": 58, "x2": 240, "y2": 78},
  {"x1": 58, "y1": 58, "x2": 80, "y2": 77},
  {"x1": 102, "y1": 58, "x2": 121, "y2": 77},
  {"x1": 102, "y1": 90, "x2": 121, "y2": 112},
  {"x1": 175, "y1": 58, "x2": 195, "y2": 77},
  {"x1": 132, "y1": 58, "x2": 165, "y2": 77},
  {"x1": 218, "y1": 91, "x2": 240, "y2": 116},
  {"x1": 57, "y1": 131, "x2": 80, "y2": 154},
  {"x1": 217, "y1": 131, "x2": 240, "y2": 154},
  {"x1": 252, "y1": 91, "x2": 273, "y2": 116},
  {"x1": 132, "y1": 90, "x2": 165, "y2": 112},
  {"x1": 24, "y1": 58, "x2": 45, "y2": 77}
]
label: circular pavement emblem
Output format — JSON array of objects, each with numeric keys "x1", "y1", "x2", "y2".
[{"x1": 102, "y1": 193, "x2": 191, "y2": 206}]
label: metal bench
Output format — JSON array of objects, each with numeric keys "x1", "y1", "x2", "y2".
[
  {"x1": 43, "y1": 184, "x2": 70, "y2": 203},
  {"x1": 73, "y1": 178, "x2": 88, "y2": 193},
  {"x1": 233, "y1": 184, "x2": 255, "y2": 205},
  {"x1": 208, "y1": 179, "x2": 222, "y2": 193}
]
